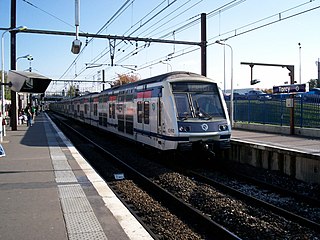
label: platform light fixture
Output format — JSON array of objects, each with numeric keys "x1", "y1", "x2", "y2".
[
  {"x1": 16, "y1": 54, "x2": 33, "y2": 62},
  {"x1": 71, "y1": 0, "x2": 82, "y2": 54}
]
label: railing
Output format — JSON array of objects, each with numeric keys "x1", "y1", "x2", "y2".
[{"x1": 226, "y1": 94, "x2": 320, "y2": 129}]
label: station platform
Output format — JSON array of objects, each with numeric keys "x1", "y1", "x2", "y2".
[
  {"x1": 231, "y1": 129, "x2": 320, "y2": 156},
  {"x1": 0, "y1": 113, "x2": 153, "y2": 240}
]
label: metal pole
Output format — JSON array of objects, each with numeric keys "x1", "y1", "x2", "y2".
[
  {"x1": 216, "y1": 40, "x2": 234, "y2": 127},
  {"x1": 298, "y1": 43, "x2": 301, "y2": 84},
  {"x1": 226, "y1": 43, "x2": 234, "y2": 127},
  {"x1": 1, "y1": 30, "x2": 9, "y2": 142},
  {"x1": 102, "y1": 69, "x2": 105, "y2": 91},
  {"x1": 223, "y1": 44, "x2": 226, "y2": 93},
  {"x1": 318, "y1": 58, "x2": 320, "y2": 88},
  {"x1": 289, "y1": 65, "x2": 295, "y2": 135},
  {"x1": 200, "y1": 13, "x2": 207, "y2": 76},
  {"x1": 10, "y1": 0, "x2": 17, "y2": 131},
  {"x1": 75, "y1": 0, "x2": 80, "y2": 40}
]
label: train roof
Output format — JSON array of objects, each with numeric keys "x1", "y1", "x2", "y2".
[
  {"x1": 101, "y1": 71, "x2": 208, "y2": 93},
  {"x1": 67, "y1": 71, "x2": 211, "y2": 100}
]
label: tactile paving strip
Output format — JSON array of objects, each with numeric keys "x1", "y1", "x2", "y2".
[
  {"x1": 60, "y1": 197, "x2": 93, "y2": 213},
  {"x1": 58, "y1": 184, "x2": 86, "y2": 198},
  {"x1": 45, "y1": 121, "x2": 108, "y2": 240},
  {"x1": 49, "y1": 146, "x2": 68, "y2": 160},
  {"x1": 64, "y1": 211, "x2": 105, "y2": 234},
  {"x1": 52, "y1": 160, "x2": 72, "y2": 171},
  {"x1": 69, "y1": 231, "x2": 108, "y2": 240},
  {"x1": 55, "y1": 170, "x2": 77, "y2": 183},
  {"x1": 58, "y1": 185, "x2": 108, "y2": 239}
]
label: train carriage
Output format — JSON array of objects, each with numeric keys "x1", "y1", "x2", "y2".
[{"x1": 50, "y1": 71, "x2": 231, "y2": 155}]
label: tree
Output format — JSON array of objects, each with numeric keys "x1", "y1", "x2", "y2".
[
  {"x1": 262, "y1": 88, "x2": 273, "y2": 94},
  {"x1": 112, "y1": 73, "x2": 140, "y2": 87},
  {"x1": 67, "y1": 85, "x2": 79, "y2": 97},
  {"x1": 308, "y1": 79, "x2": 318, "y2": 90}
]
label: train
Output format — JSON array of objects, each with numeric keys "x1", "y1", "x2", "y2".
[{"x1": 49, "y1": 71, "x2": 231, "y2": 157}]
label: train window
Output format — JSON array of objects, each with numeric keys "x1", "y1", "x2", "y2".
[
  {"x1": 137, "y1": 101, "x2": 150, "y2": 124},
  {"x1": 93, "y1": 104, "x2": 98, "y2": 116},
  {"x1": 174, "y1": 94, "x2": 192, "y2": 119},
  {"x1": 125, "y1": 94, "x2": 134, "y2": 102},
  {"x1": 84, "y1": 104, "x2": 88, "y2": 115},
  {"x1": 192, "y1": 93, "x2": 225, "y2": 119},
  {"x1": 137, "y1": 101, "x2": 143, "y2": 123},
  {"x1": 144, "y1": 101, "x2": 150, "y2": 124},
  {"x1": 109, "y1": 103, "x2": 116, "y2": 119},
  {"x1": 77, "y1": 104, "x2": 80, "y2": 113},
  {"x1": 118, "y1": 95, "x2": 124, "y2": 102},
  {"x1": 172, "y1": 82, "x2": 225, "y2": 119}
]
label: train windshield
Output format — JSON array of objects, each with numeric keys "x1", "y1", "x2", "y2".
[{"x1": 172, "y1": 82, "x2": 225, "y2": 120}]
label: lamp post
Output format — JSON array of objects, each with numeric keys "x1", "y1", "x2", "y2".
[
  {"x1": 298, "y1": 42, "x2": 301, "y2": 84},
  {"x1": 1, "y1": 26, "x2": 27, "y2": 141},
  {"x1": 16, "y1": 54, "x2": 33, "y2": 62},
  {"x1": 216, "y1": 40, "x2": 234, "y2": 127},
  {"x1": 16, "y1": 54, "x2": 33, "y2": 71}
]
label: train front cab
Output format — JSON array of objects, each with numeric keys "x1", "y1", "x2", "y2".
[{"x1": 168, "y1": 78, "x2": 231, "y2": 155}]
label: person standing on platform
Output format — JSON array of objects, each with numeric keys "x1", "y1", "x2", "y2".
[
  {"x1": 24, "y1": 105, "x2": 32, "y2": 127},
  {"x1": 31, "y1": 105, "x2": 36, "y2": 121}
]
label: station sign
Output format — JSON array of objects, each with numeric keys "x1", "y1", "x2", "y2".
[{"x1": 273, "y1": 84, "x2": 306, "y2": 94}]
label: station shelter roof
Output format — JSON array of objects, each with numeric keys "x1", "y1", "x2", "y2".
[{"x1": 8, "y1": 70, "x2": 51, "y2": 93}]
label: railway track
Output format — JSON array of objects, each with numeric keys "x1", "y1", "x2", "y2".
[
  {"x1": 184, "y1": 169, "x2": 320, "y2": 231},
  {"x1": 49, "y1": 112, "x2": 239, "y2": 240},
  {"x1": 48, "y1": 112, "x2": 320, "y2": 239}
]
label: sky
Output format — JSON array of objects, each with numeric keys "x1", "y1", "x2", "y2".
[{"x1": 1, "y1": 0, "x2": 319, "y2": 94}]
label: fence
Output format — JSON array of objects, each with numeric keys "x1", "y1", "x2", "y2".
[{"x1": 227, "y1": 94, "x2": 320, "y2": 129}]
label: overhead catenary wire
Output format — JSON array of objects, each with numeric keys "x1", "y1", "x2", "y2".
[
  {"x1": 82, "y1": 0, "x2": 246, "y2": 76},
  {"x1": 117, "y1": 1, "x2": 320, "y2": 78},
  {"x1": 45, "y1": 0, "x2": 319, "y2": 92},
  {"x1": 69, "y1": 0, "x2": 181, "y2": 80},
  {"x1": 117, "y1": 0, "x2": 319, "y2": 72},
  {"x1": 22, "y1": 0, "x2": 84, "y2": 32},
  {"x1": 72, "y1": 0, "x2": 212, "y2": 80}
]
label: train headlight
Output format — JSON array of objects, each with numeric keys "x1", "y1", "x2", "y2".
[
  {"x1": 179, "y1": 126, "x2": 190, "y2": 132},
  {"x1": 218, "y1": 124, "x2": 229, "y2": 131}
]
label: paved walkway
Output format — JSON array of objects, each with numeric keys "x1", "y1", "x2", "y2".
[
  {"x1": 0, "y1": 113, "x2": 153, "y2": 240},
  {"x1": 232, "y1": 129, "x2": 320, "y2": 156}
]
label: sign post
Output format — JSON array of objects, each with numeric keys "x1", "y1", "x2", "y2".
[{"x1": 273, "y1": 83, "x2": 306, "y2": 135}]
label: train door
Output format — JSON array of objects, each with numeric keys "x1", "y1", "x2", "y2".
[
  {"x1": 124, "y1": 90, "x2": 134, "y2": 135},
  {"x1": 136, "y1": 91, "x2": 151, "y2": 135},
  {"x1": 157, "y1": 96, "x2": 163, "y2": 135},
  {"x1": 117, "y1": 94, "x2": 125, "y2": 133},
  {"x1": 108, "y1": 95, "x2": 117, "y2": 132},
  {"x1": 98, "y1": 94, "x2": 108, "y2": 129},
  {"x1": 143, "y1": 99, "x2": 151, "y2": 134}
]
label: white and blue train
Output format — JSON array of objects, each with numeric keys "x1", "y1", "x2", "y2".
[{"x1": 50, "y1": 71, "x2": 231, "y2": 156}]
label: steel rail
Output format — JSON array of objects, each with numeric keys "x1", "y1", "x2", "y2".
[
  {"x1": 186, "y1": 169, "x2": 320, "y2": 233},
  {"x1": 50, "y1": 113, "x2": 241, "y2": 240}
]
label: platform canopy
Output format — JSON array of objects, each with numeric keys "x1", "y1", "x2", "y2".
[{"x1": 8, "y1": 70, "x2": 51, "y2": 93}]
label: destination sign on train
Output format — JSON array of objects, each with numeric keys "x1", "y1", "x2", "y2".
[{"x1": 273, "y1": 84, "x2": 306, "y2": 94}]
